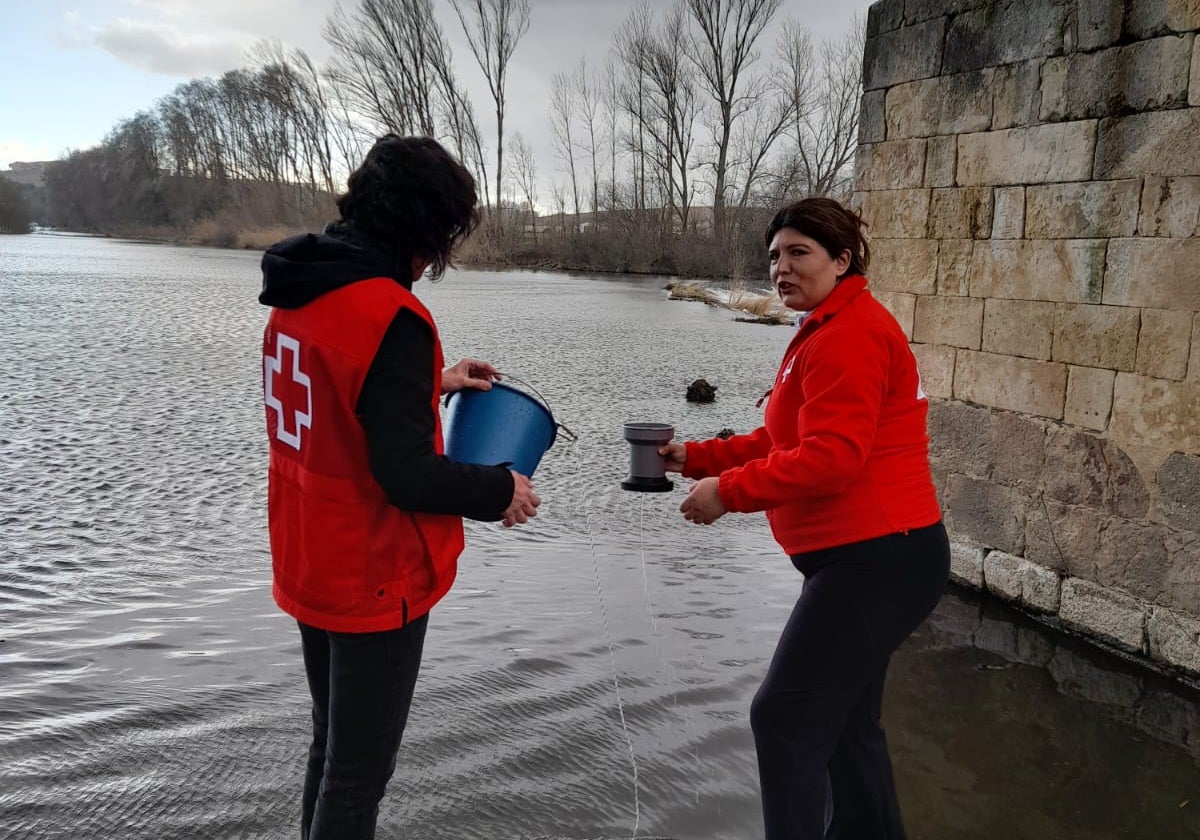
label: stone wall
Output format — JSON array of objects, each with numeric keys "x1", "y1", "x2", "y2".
[{"x1": 855, "y1": 0, "x2": 1200, "y2": 679}]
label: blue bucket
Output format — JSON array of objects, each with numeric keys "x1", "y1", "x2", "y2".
[{"x1": 443, "y1": 381, "x2": 559, "y2": 477}]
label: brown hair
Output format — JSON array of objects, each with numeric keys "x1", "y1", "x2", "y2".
[{"x1": 764, "y1": 197, "x2": 870, "y2": 278}]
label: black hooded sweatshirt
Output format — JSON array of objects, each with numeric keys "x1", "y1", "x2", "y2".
[{"x1": 259, "y1": 224, "x2": 513, "y2": 521}]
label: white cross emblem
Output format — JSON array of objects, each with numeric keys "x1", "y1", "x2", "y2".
[{"x1": 264, "y1": 332, "x2": 312, "y2": 450}]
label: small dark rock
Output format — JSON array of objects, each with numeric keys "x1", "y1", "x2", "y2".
[
  {"x1": 686, "y1": 378, "x2": 717, "y2": 403},
  {"x1": 716, "y1": 427, "x2": 736, "y2": 439}
]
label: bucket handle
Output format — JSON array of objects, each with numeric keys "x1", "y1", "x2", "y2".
[{"x1": 498, "y1": 372, "x2": 578, "y2": 443}]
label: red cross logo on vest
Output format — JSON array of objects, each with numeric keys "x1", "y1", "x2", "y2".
[{"x1": 264, "y1": 332, "x2": 313, "y2": 450}]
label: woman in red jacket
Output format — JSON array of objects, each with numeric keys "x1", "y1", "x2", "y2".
[
  {"x1": 663, "y1": 197, "x2": 949, "y2": 839},
  {"x1": 260, "y1": 135, "x2": 540, "y2": 840}
]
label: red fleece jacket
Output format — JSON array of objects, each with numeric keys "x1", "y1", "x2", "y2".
[{"x1": 683, "y1": 275, "x2": 941, "y2": 555}]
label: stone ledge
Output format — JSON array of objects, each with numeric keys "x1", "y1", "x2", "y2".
[
  {"x1": 950, "y1": 540, "x2": 985, "y2": 587},
  {"x1": 1148, "y1": 606, "x2": 1200, "y2": 675},
  {"x1": 983, "y1": 549, "x2": 1062, "y2": 613},
  {"x1": 1059, "y1": 577, "x2": 1147, "y2": 654}
]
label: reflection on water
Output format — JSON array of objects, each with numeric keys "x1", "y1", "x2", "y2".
[{"x1": 1, "y1": 232, "x2": 1197, "y2": 839}]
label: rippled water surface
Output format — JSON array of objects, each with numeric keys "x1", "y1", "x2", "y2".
[{"x1": 2, "y1": 232, "x2": 1198, "y2": 840}]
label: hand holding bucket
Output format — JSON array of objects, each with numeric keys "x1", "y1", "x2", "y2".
[{"x1": 443, "y1": 375, "x2": 573, "y2": 477}]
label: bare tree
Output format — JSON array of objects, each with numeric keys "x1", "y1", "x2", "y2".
[
  {"x1": 572, "y1": 59, "x2": 602, "y2": 218},
  {"x1": 782, "y1": 16, "x2": 864, "y2": 198},
  {"x1": 506, "y1": 131, "x2": 538, "y2": 242},
  {"x1": 684, "y1": 0, "x2": 783, "y2": 239},
  {"x1": 641, "y1": 5, "x2": 701, "y2": 232},
  {"x1": 323, "y1": 0, "x2": 483, "y2": 193},
  {"x1": 549, "y1": 70, "x2": 581, "y2": 229},
  {"x1": 613, "y1": 2, "x2": 656, "y2": 211},
  {"x1": 450, "y1": 0, "x2": 532, "y2": 223}
]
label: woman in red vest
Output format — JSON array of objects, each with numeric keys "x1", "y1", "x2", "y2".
[
  {"x1": 259, "y1": 135, "x2": 540, "y2": 840},
  {"x1": 662, "y1": 197, "x2": 949, "y2": 839}
]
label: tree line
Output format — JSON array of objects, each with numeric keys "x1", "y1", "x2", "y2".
[{"x1": 31, "y1": 0, "x2": 864, "y2": 280}]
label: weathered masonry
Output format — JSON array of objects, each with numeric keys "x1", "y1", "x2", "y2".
[{"x1": 855, "y1": 0, "x2": 1200, "y2": 679}]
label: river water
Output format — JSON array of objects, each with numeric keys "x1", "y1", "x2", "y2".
[{"x1": 1, "y1": 231, "x2": 1198, "y2": 840}]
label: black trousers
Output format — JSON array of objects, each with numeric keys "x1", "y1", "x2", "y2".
[
  {"x1": 298, "y1": 615, "x2": 429, "y2": 840},
  {"x1": 751, "y1": 523, "x2": 950, "y2": 840}
]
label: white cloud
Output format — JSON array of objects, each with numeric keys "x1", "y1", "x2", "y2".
[
  {"x1": 58, "y1": 11, "x2": 252, "y2": 77},
  {"x1": 0, "y1": 141, "x2": 54, "y2": 172}
]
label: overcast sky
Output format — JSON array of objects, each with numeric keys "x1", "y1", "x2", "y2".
[{"x1": 1, "y1": 0, "x2": 874, "y2": 185}]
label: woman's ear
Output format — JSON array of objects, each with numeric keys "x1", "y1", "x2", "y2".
[{"x1": 836, "y1": 249, "x2": 852, "y2": 276}]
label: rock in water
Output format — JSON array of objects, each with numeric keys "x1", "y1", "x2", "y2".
[{"x1": 686, "y1": 378, "x2": 717, "y2": 403}]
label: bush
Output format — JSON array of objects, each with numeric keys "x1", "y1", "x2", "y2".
[{"x1": 0, "y1": 176, "x2": 32, "y2": 234}]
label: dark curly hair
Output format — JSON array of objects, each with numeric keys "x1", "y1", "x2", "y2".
[
  {"x1": 336, "y1": 135, "x2": 480, "y2": 281},
  {"x1": 764, "y1": 197, "x2": 870, "y2": 279}
]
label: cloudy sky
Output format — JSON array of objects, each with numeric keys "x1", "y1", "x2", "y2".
[{"x1": 1, "y1": 0, "x2": 874, "y2": 181}]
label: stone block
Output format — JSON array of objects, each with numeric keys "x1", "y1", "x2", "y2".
[
  {"x1": 1040, "y1": 37, "x2": 1194, "y2": 121},
  {"x1": 1102, "y1": 520, "x2": 1172, "y2": 604},
  {"x1": 983, "y1": 550, "x2": 1061, "y2": 613},
  {"x1": 949, "y1": 540, "x2": 985, "y2": 587},
  {"x1": 990, "y1": 60, "x2": 1041, "y2": 130},
  {"x1": 928, "y1": 187, "x2": 993, "y2": 239},
  {"x1": 1148, "y1": 607, "x2": 1200, "y2": 675},
  {"x1": 1104, "y1": 239, "x2": 1200, "y2": 311},
  {"x1": 1192, "y1": 38, "x2": 1200, "y2": 106},
  {"x1": 936, "y1": 239, "x2": 972, "y2": 295},
  {"x1": 1016, "y1": 625, "x2": 1056, "y2": 668},
  {"x1": 859, "y1": 89, "x2": 887, "y2": 145},
  {"x1": 903, "y1": 0, "x2": 989, "y2": 23},
  {"x1": 924, "y1": 136, "x2": 957, "y2": 188},
  {"x1": 857, "y1": 139, "x2": 927, "y2": 190},
  {"x1": 1042, "y1": 426, "x2": 1150, "y2": 518},
  {"x1": 927, "y1": 399, "x2": 992, "y2": 476},
  {"x1": 945, "y1": 474, "x2": 1029, "y2": 554},
  {"x1": 1166, "y1": 529, "x2": 1200, "y2": 613},
  {"x1": 1075, "y1": 0, "x2": 1125, "y2": 50},
  {"x1": 1025, "y1": 181, "x2": 1140, "y2": 239},
  {"x1": 1064, "y1": 365, "x2": 1116, "y2": 431},
  {"x1": 954, "y1": 350, "x2": 1068, "y2": 419},
  {"x1": 1157, "y1": 452, "x2": 1200, "y2": 533},
  {"x1": 1110, "y1": 373, "x2": 1200, "y2": 455},
  {"x1": 915, "y1": 293, "x2": 984, "y2": 350},
  {"x1": 1192, "y1": 313, "x2": 1200, "y2": 380},
  {"x1": 863, "y1": 17, "x2": 947, "y2": 91},
  {"x1": 1138, "y1": 176, "x2": 1200, "y2": 237},
  {"x1": 911, "y1": 342, "x2": 956, "y2": 398},
  {"x1": 969, "y1": 240, "x2": 1107, "y2": 304},
  {"x1": 1095, "y1": 110, "x2": 1200, "y2": 179},
  {"x1": 886, "y1": 71, "x2": 993, "y2": 139},
  {"x1": 990, "y1": 410, "x2": 1046, "y2": 489},
  {"x1": 866, "y1": 0, "x2": 904, "y2": 38},
  {"x1": 869, "y1": 238, "x2": 938, "y2": 294},
  {"x1": 1059, "y1": 577, "x2": 1148, "y2": 654},
  {"x1": 1024, "y1": 498, "x2": 1101, "y2": 574},
  {"x1": 1136, "y1": 308, "x2": 1193, "y2": 380},
  {"x1": 859, "y1": 189, "x2": 931, "y2": 238},
  {"x1": 982, "y1": 298, "x2": 1054, "y2": 360},
  {"x1": 958, "y1": 123, "x2": 1097, "y2": 186},
  {"x1": 991, "y1": 187, "x2": 1025, "y2": 239},
  {"x1": 1126, "y1": 0, "x2": 1200, "y2": 38},
  {"x1": 943, "y1": 0, "x2": 1068, "y2": 73},
  {"x1": 1052, "y1": 303, "x2": 1140, "y2": 370},
  {"x1": 874, "y1": 291, "x2": 917, "y2": 338}
]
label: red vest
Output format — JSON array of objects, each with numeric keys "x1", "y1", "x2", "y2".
[{"x1": 262, "y1": 277, "x2": 464, "y2": 632}]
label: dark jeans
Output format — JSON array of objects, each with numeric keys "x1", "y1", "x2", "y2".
[
  {"x1": 751, "y1": 523, "x2": 950, "y2": 840},
  {"x1": 298, "y1": 615, "x2": 429, "y2": 840}
]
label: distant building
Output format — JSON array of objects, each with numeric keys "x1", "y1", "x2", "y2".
[{"x1": 1, "y1": 161, "x2": 51, "y2": 187}]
